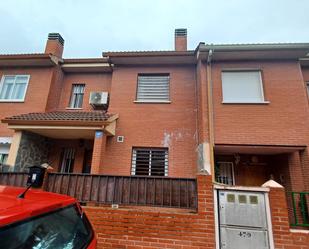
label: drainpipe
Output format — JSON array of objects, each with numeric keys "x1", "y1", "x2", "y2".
[{"x1": 206, "y1": 49, "x2": 216, "y2": 182}]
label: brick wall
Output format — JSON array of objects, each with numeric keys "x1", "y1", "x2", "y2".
[
  {"x1": 84, "y1": 175, "x2": 215, "y2": 249},
  {"x1": 196, "y1": 60, "x2": 209, "y2": 144},
  {"x1": 57, "y1": 72, "x2": 111, "y2": 111},
  {"x1": 268, "y1": 186, "x2": 309, "y2": 249},
  {"x1": 45, "y1": 66, "x2": 64, "y2": 112},
  {"x1": 212, "y1": 61, "x2": 309, "y2": 146},
  {"x1": 0, "y1": 67, "x2": 54, "y2": 136},
  {"x1": 104, "y1": 65, "x2": 198, "y2": 178}
]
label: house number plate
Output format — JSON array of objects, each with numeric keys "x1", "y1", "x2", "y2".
[{"x1": 238, "y1": 231, "x2": 252, "y2": 238}]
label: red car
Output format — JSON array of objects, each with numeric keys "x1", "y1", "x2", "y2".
[{"x1": 0, "y1": 185, "x2": 96, "y2": 249}]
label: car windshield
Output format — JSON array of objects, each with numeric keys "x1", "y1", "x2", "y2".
[{"x1": 0, "y1": 204, "x2": 93, "y2": 249}]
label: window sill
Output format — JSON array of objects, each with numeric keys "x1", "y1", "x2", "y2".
[
  {"x1": 0, "y1": 99, "x2": 25, "y2": 103},
  {"x1": 222, "y1": 101, "x2": 270, "y2": 105},
  {"x1": 65, "y1": 107, "x2": 83, "y2": 110},
  {"x1": 134, "y1": 100, "x2": 171, "y2": 104}
]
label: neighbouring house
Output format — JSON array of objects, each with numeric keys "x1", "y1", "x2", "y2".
[{"x1": 0, "y1": 29, "x2": 308, "y2": 249}]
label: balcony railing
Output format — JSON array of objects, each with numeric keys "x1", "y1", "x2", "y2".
[
  {"x1": 45, "y1": 173, "x2": 197, "y2": 209},
  {"x1": 291, "y1": 191, "x2": 309, "y2": 227}
]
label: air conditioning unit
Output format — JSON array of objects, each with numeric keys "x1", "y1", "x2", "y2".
[{"x1": 89, "y1": 92, "x2": 109, "y2": 110}]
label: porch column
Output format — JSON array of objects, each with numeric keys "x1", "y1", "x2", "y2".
[
  {"x1": 6, "y1": 131, "x2": 22, "y2": 169},
  {"x1": 288, "y1": 151, "x2": 305, "y2": 192},
  {"x1": 91, "y1": 130, "x2": 106, "y2": 174}
]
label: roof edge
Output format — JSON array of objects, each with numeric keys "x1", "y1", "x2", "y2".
[
  {"x1": 199, "y1": 43, "x2": 309, "y2": 52},
  {"x1": 103, "y1": 50, "x2": 195, "y2": 57}
]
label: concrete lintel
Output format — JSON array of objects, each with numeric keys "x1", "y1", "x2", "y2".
[{"x1": 214, "y1": 184, "x2": 270, "y2": 192}]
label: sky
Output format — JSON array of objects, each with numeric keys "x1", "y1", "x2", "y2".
[{"x1": 0, "y1": 0, "x2": 309, "y2": 58}]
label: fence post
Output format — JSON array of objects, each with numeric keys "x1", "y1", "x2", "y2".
[
  {"x1": 41, "y1": 165, "x2": 54, "y2": 191},
  {"x1": 262, "y1": 180, "x2": 290, "y2": 248}
]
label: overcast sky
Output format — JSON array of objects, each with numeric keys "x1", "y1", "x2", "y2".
[{"x1": 1, "y1": 0, "x2": 308, "y2": 58}]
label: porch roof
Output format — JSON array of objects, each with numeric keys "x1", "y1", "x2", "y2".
[
  {"x1": 1, "y1": 111, "x2": 118, "y2": 139},
  {"x1": 2, "y1": 111, "x2": 116, "y2": 126}
]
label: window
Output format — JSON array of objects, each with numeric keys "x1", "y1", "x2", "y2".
[
  {"x1": 131, "y1": 147, "x2": 168, "y2": 176},
  {"x1": 215, "y1": 162, "x2": 235, "y2": 185},
  {"x1": 69, "y1": 84, "x2": 85, "y2": 108},
  {"x1": 0, "y1": 153, "x2": 8, "y2": 164},
  {"x1": 0, "y1": 205, "x2": 94, "y2": 249},
  {"x1": 0, "y1": 140, "x2": 11, "y2": 165},
  {"x1": 221, "y1": 71, "x2": 266, "y2": 103},
  {"x1": 306, "y1": 82, "x2": 309, "y2": 96},
  {"x1": 60, "y1": 148, "x2": 75, "y2": 173},
  {"x1": 0, "y1": 75, "x2": 30, "y2": 101},
  {"x1": 136, "y1": 74, "x2": 170, "y2": 102}
]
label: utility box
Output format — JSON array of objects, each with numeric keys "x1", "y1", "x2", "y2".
[
  {"x1": 218, "y1": 190, "x2": 270, "y2": 249},
  {"x1": 27, "y1": 165, "x2": 46, "y2": 188}
]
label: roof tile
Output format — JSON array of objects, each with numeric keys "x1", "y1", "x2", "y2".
[{"x1": 4, "y1": 111, "x2": 113, "y2": 122}]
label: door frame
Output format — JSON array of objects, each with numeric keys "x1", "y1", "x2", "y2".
[{"x1": 213, "y1": 185, "x2": 275, "y2": 249}]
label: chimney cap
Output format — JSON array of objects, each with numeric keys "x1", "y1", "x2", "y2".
[
  {"x1": 175, "y1": 28, "x2": 187, "y2": 37},
  {"x1": 48, "y1": 33, "x2": 64, "y2": 46}
]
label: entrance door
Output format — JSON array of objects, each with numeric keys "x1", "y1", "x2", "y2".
[{"x1": 218, "y1": 190, "x2": 270, "y2": 249}]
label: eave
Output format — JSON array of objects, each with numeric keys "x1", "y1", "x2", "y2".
[
  {"x1": 0, "y1": 53, "x2": 59, "y2": 67},
  {"x1": 103, "y1": 50, "x2": 196, "y2": 65},
  {"x1": 61, "y1": 58, "x2": 113, "y2": 72},
  {"x1": 299, "y1": 57, "x2": 309, "y2": 67},
  {"x1": 197, "y1": 43, "x2": 309, "y2": 62}
]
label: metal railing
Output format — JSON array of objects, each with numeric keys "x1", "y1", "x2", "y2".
[
  {"x1": 291, "y1": 192, "x2": 309, "y2": 227},
  {"x1": 45, "y1": 173, "x2": 197, "y2": 209}
]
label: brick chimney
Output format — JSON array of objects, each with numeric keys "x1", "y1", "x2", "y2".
[
  {"x1": 175, "y1": 29, "x2": 187, "y2": 51},
  {"x1": 45, "y1": 33, "x2": 64, "y2": 58}
]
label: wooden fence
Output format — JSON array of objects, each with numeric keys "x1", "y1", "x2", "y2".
[
  {"x1": 0, "y1": 172, "x2": 28, "y2": 187},
  {"x1": 45, "y1": 173, "x2": 197, "y2": 209}
]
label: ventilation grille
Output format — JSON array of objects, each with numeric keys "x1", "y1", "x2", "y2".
[
  {"x1": 48, "y1": 33, "x2": 65, "y2": 45},
  {"x1": 175, "y1": 29, "x2": 187, "y2": 37},
  {"x1": 131, "y1": 148, "x2": 168, "y2": 176}
]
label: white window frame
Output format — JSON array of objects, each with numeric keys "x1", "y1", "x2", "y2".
[
  {"x1": 68, "y1": 84, "x2": 85, "y2": 109},
  {"x1": 134, "y1": 74, "x2": 171, "y2": 103},
  {"x1": 215, "y1": 161, "x2": 235, "y2": 185},
  {"x1": 221, "y1": 70, "x2": 269, "y2": 104},
  {"x1": 0, "y1": 75, "x2": 30, "y2": 102}
]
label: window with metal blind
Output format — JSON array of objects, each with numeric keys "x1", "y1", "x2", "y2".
[
  {"x1": 136, "y1": 74, "x2": 170, "y2": 102},
  {"x1": 221, "y1": 71, "x2": 266, "y2": 103},
  {"x1": 0, "y1": 75, "x2": 30, "y2": 101},
  {"x1": 131, "y1": 148, "x2": 168, "y2": 176},
  {"x1": 69, "y1": 84, "x2": 85, "y2": 108}
]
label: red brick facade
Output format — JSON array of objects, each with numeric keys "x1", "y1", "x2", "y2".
[
  {"x1": 1, "y1": 31, "x2": 309, "y2": 248},
  {"x1": 212, "y1": 61, "x2": 309, "y2": 146}
]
